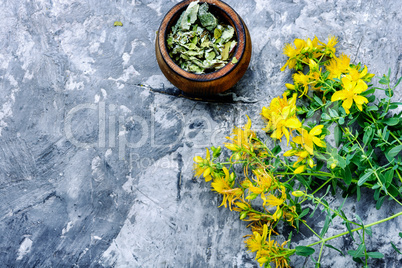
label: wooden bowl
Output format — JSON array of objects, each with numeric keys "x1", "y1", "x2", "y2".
[{"x1": 155, "y1": 0, "x2": 252, "y2": 96}]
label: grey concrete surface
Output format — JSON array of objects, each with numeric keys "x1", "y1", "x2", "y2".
[{"x1": 0, "y1": 0, "x2": 401, "y2": 267}]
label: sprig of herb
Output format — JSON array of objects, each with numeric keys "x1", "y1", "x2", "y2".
[{"x1": 193, "y1": 35, "x2": 402, "y2": 267}]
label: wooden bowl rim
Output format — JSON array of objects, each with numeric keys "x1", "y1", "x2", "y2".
[{"x1": 157, "y1": 0, "x2": 247, "y2": 82}]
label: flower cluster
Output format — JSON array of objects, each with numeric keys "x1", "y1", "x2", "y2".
[
  {"x1": 282, "y1": 36, "x2": 374, "y2": 115},
  {"x1": 261, "y1": 93, "x2": 301, "y2": 145},
  {"x1": 193, "y1": 35, "x2": 402, "y2": 268},
  {"x1": 281, "y1": 36, "x2": 337, "y2": 72},
  {"x1": 193, "y1": 117, "x2": 299, "y2": 267},
  {"x1": 245, "y1": 224, "x2": 295, "y2": 268},
  {"x1": 284, "y1": 125, "x2": 326, "y2": 174}
]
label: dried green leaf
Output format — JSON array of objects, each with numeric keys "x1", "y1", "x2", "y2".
[
  {"x1": 181, "y1": 1, "x2": 200, "y2": 30},
  {"x1": 214, "y1": 28, "x2": 222, "y2": 39},
  {"x1": 198, "y1": 2, "x2": 217, "y2": 31},
  {"x1": 221, "y1": 42, "x2": 231, "y2": 61},
  {"x1": 205, "y1": 51, "x2": 216, "y2": 61},
  {"x1": 221, "y1": 26, "x2": 234, "y2": 43}
]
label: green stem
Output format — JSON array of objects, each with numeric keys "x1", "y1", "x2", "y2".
[
  {"x1": 302, "y1": 221, "x2": 322, "y2": 239},
  {"x1": 307, "y1": 210, "x2": 402, "y2": 247},
  {"x1": 317, "y1": 242, "x2": 325, "y2": 267},
  {"x1": 305, "y1": 194, "x2": 360, "y2": 226},
  {"x1": 396, "y1": 170, "x2": 402, "y2": 185},
  {"x1": 343, "y1": 127, "x2": 402, "y2": 207},
  {"x1": 390, "y1": 131, "x2": 402, "y2": 146}
]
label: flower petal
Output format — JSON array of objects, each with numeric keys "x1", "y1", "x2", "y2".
[
  {"x1": 292, "y1": 136, "x2": 303, "y2": 145},
  {"x1": 313, "y1": 137, "x2": 326, "y2": 147},
  {"x1": 342, "y1": 97, "x2": 353, "y2": 111},
  {"x1": 310, "y1": 125, "x2": 324, "y2": 136},
  {"x1": 331, "y1": 90, "x2": 346, "y2": 102},
  {"x1": 284, "y1": 118, "x2": 302, "y2": 129},
  {"x1": 354, "y1": 79, "x2": 368, "y2": 94},
  {"x1": 294, "y1": 165, "x2": 306, "y2": 174}
]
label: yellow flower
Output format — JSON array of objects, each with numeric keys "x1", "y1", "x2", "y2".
[
  {"x1": 292, "y1": 125, "x2": 327, "y2": 155},
  {"x1": 245, "y1": 224, "x2": 268, "y2": 255},
  {"x1": 280, "y1": 39, "x2": 306, "y2": 71},
  {"x1": 225, "y1": 115, "x2": 256, "y2": 155},
  {"x1": 245, "y1": 225, "x2": 293, "y2": 268},
  {"x1": 326, "y1": 53, "x2": 351, "y2": 79},
  {"x1": 293, "y1": 72, "x2": 310, "y2": 97},
  {"x1": 348, "y1": 65, "x2": 375, "y2": 83},
  {"x1": 193, "y1": 148, "x2": 213, "y2": 181},
  {"x1": 331, "y1": 75, "x2": 369, "y2": 114},
  {"x1": 211, "y1": 166, "x2": 243, "y2": 210},
  {"x1": 261, "y1": 93, "x2": 302, "y2": 144},
  {"x1": 261, "y1": 186, "x2": 287, "y2": 213},
  {"x1": 319, "y1": 35, "x2": 338, "y2": 55},
  {"x1": 245, "y1": 169, "x2": 274, "y2": 195}
]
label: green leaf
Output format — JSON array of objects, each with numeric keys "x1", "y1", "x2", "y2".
[
  {"x1": 366, "y1": 252, "x2": 384, "y2": 258},
  {"x1": 366, "y1": 227, "x2": 373, "y2": 236},
  {"x1": 298, "y1": 208, "x2": 310, "y2": 219},
  {"x1": 329, "y1": 108, "x2": 339, "y2": 118},
  {"x1": 383, "y1": 117, "x2": 399, "y2": 126},
  {"x1": 366, "y1": 106, "x2": 379, "y2": 111},
  {"x1": 391, "y1": 242, "x2": 402, "y2": 254},
  {"x1": 394, "y1": 76, "x2": 402, "y2": 88},
  {"x1": 231, "y1": 57, "x2": 238, "y2": 64},
  {"x1": 385, "y1": 169, "x2": 394, "y2": 187},
  {"x1": 387, "y1": 145, "x2": 402, "y2": 159},
  {"x1": 363, "y1": 127, "x2": 373, "y2": 144},
  {"x1": 325, "y1": 244, "x2": 345, "y2": 256},
  {"x1": 367, "y1": 95, "x2": 376, "y2": 102},
  {"x1": 399, "y1": 232, "x2": 402, "y2": 238},
  {"x1": 355, "y1": 214, "x2": 364, "y2": 226},
  {"x1": 357, "y1": 186, "x2": 361, "y2": 202},
  {"x1": 361, "y1": 88, "x2": 375, "y2": 96},
  {"x1": 320, "y1": 210, "x2": 332, "y2": 237},
  {"x1": 295, "y1": 246, "x2": 315, "y2": 256},
  {"x1": 379, "y1": 74, "x2": 390, "y2": 85},
  {"x1": 343, "y1": 166, "x2": 352, "y2": 185},
  {"x1": 334, "y1": 125, "x2": 342, "y2": 147},
  {"x1": 313, "y1": 95, "x2": 323, "y2": 105},
  {"x1": 376, "y1": 196, "x2": 386, "y2": 210},
  {"x1": 348, "y1": 244, "x2": 365, "y2": 258},
  {"x1": 272, "y1": 145, "x2": 281, "y2": 155},
  {"x1": 113, "y1": 21, "x2": 123, "y2": 27},
  {"x1": 321, "y1": 113, "x2": 331, "y2": 120},
  {"x1": 358, "y1": 169, "x2": 374, "y2": 186}
]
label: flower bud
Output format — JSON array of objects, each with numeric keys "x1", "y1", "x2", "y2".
[
  {"x1": 203, "y1": 168, "x2": 211, "y2": 178},
  {"x1": 240, "y1": 211, "x2": 248, "y2": 220},
  {"x1": 194, "y1": 156, "x2": 204, "y2": 163},
  {"x1": 292, "y1": 191, "x2": 305, "y2": 197},
  {"x1": 286, "y1": 83, "x2": 295, "y2": 90}
]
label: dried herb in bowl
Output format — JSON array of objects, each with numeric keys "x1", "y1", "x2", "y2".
[{"x1": 167, "y1": 0, "x2": 237, "y2": 74}]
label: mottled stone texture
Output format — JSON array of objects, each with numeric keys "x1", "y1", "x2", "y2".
[{"x1": 0, "y1": 0, "x2": 401, "y2": 267}]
